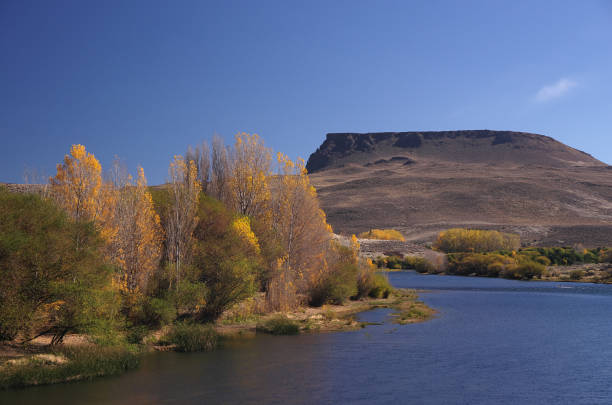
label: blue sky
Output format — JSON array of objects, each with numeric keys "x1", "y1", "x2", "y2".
[{"x1": 1, "y1": 0, "x2": 611, "y2": 184}]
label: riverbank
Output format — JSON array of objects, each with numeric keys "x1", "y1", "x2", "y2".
[
  {"x1": 7, "y1": 271, "x2": 612, "y2": 404},
  {"x1": 542, "y1": 263, "x2": 612, "y2": 283},
  {"x1": 0, "y1": 344, "x2": 140, "y2": 390},
  {"x1": 396, "y1": 263, "x2": 612, "y2": 285},
  {"x1": 0, "y1": 289, "x2": 434, "y2": 390},
  {"x1": 213, "y1": 288, "x2": 435, "y2": 338}
]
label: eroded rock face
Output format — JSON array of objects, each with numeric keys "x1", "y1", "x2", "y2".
[{"x1": 306, "y1": 130, "x2": 602, "y2": 173}]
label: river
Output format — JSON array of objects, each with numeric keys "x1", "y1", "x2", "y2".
[{"x1": 4, "y1": 271, "x2": 612, "y2": 404}]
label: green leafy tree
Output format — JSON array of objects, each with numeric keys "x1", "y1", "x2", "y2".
[
  {"x1": 0, "y1": 188, "x2": 117, "y2": 344},
  {"x1": 191, "y1": 196, "x2": 261, "y2": 321}
]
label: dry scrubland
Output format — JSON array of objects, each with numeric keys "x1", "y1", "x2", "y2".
[{"x1": 308, "y1": 131, "x2": 612, "y2": 248}]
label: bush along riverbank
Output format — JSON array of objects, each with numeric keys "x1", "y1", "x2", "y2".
[
  {"x1": 0, "y1": 289, "x2": 434, "y2": 389},
  {"x1": 0, "y1": 345, "x2": 140, "y2": 390},
  {"x1": 374, "y1": 228, "x2": 612, "y2": 283}
]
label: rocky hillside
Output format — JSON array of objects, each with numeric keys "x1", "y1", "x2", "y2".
[
  {"x1": 307, "y1": 130, "x2": 603, "y2": 173},
  {"x1": 307, "y1": 130, "x2": 612, "y2": 247}
]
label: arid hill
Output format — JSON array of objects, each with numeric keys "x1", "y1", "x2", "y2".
[{"x1": 307, "y1": 130, "x2": 612, "y2": 247}]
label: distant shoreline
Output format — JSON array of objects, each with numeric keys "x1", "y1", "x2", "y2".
[{"x1": 390, "y1": 267, "x2": 612, "y2": 285}]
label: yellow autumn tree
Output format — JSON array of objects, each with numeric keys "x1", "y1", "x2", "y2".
[
  {"x1": 50, "y1": 144, "x2": 117, "y2": 245},
  {"x1": 267, "y1": 153, "x2": 332, "y2": 309},
  {"x1": 167, "y1": 155, "x2": 201, "y2": 290},
  {"x1": 50, "y1": 144, "x2": 102, "y2": 222},
  {"x1": 231, "y1": 216, "x2": 260, "y2": 254},
  {"x1": 111, "y1": 167, "x2": 163, "y2": 292},
  {"x1": 350, "y1": 234, "x2": 360, "y2": 257},
  {"x1": 434, "y1": 228, "x2": 520, "y2": 253},
  {"x1": 230, "y1": 133, "x2": 271, "y2": 219}
]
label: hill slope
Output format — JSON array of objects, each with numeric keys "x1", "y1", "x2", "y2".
[{"x1": 307, "y1": 130, "x2": 612, "y2": 247}]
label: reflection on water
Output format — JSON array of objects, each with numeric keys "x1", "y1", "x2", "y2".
[{"x1": 4, "y1": 271, "x2": 612, "y2": 404}]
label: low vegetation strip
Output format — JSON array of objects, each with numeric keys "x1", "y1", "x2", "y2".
[
  {"x1": 157, "y1": 322, "x2": 218, "y2": 352},
  {"x1": 0, "y1": 346, "x2": 139, "y2": 390},
  {"x1": 374, "y1": 228, "x2": 612, "y2": 282},
  {"x1": 434, "y1": 228, "x2": 520, "y2": 253},
  {"x1": 358, "y1": 229, "x2": 406, "y2": 241},
  {"x1": 377, "y1": 250, "x2": 612, "y2": 282},
  {"x1": 256, "y1": 316, "x2": 300, "y2": 335}
]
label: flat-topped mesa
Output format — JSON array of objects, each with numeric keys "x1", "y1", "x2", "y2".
[{"x1": 306, "y1": 130, "x2": 603, "y2": 173}]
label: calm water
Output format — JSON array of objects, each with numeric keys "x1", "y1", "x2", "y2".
[{"x1": 4, "y1": 271, "x2": 612, "y2": 404}]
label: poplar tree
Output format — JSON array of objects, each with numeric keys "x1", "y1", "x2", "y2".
[
  {"x1": 111, "y1": 167, "x2": 163, "y2": 292},
  {"x1": 50, "y1": 144, "x2": 117, "y2": 248},
  {"x1": 230, "y1": 133, "x2": 271, "y2": 219},
  {"x1": 267, "y1": 153, "x2": 332, "y2": 309},
  {"x1": 167, "y1": 155, "x2": 201, "y2": 290},
  {"x1": 210, "y1": 134, "x2": 231, "y2": 202}
]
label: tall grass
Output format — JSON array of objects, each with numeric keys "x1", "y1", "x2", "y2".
[
  {"x1": 0, "y1": 345, "x2": 140, "y2": 390},
  {"x1": 163, "y1": 322, "x2": 218, "y2": 352},
  {"x1": 256, "y1": 316, "x2": 300, "y2": 335}
]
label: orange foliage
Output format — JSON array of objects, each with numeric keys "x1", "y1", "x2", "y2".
[
  {"x1": 266, "y1": 153, "x2": 332, "y2": 310},
  {"x1": 358, "y1": 229, "x2": 405, "y2": 241},
  {"x1": 50, "y1": 144, "x2": 117, "y2": 243},
  {"x1": 111, "y1": 167, "x2": 163, "y2": 292}
]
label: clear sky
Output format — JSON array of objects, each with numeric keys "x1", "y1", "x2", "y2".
[{"x1": 1, "y1": 0, "x2": 611, "y2": 184}]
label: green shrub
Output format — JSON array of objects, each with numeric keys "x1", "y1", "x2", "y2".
[
  {"x1": 257, "y1": 316, "x2": 300, "y2": 335},
  {"x1": 446, "y1": 252, "x2": 545, "y2": 280},
  {"x1": 502, "y1": 261, "x2": 546, "y2": 280},
  {"x1": 191, "y1": 196, "x2": 260, "y2": 322},
  {"x1": 309, "y1": 263, "x2": 358, "y2": 307},
  {"x1": 164, "y1": 322, "x2": 218, "y2": 352},
  {"x1": 0, "y1": 188, "x2": 117, "y2": 343},
  {"x1": 518, "y1": 261, "x2": 545, "y2": 279},
  {"x1": 518, "y1": 247, "x2": 601, "y2": 266},
  {"x1": 387, "y1": 258, "x2": 403, "y2": 269},
  {"x1": 486, "y1": 262, "x2": 504, "y2": 277},
  {"x1": 489, "y1": 247, "x2": 607, "y2": 266},
  {"x1": 170, "y1": 280, "x2": 208, "y2": 316},
  {"x1": 600, "y1": 249, "x2": 612, "y2": 263},
  {"x1": 368, "y1": 276, "x2": 392, "y2": 299},
  {"x1": 534, "y1": 255, "x2": 551, "y2": 266},
  {"x1": 583, "y1": 252, "x2": 598, "y2": 263},
  {"x1": 356, "y1": 270, "x2": 392, "y2": 299},
  {"x1": 130, "y1": 297, "x2": 176, "y2": 328},
  {"x1": 405, "y1": 256, "x2": 437, "y2": 273},
  {"x1": 448, "y1": 253, "x2": 513, "y2": 277},
  {"x1": 374, "y1": 255, "x2": 435, "y2": 273},
  {"x1": 126, "y1": 325, "x2": 149, "y2": 344},
  {"x1": 570, "y1": 270, "x2": 584, "y2": 280},
  {"x1": 306, "y1": 242, "x2": 361, "y2": 307}
]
